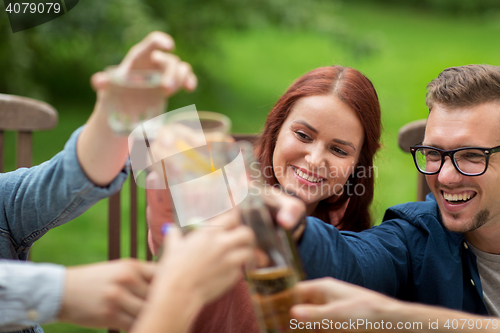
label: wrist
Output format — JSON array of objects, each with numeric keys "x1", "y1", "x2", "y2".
[
  {"x1": 382, "y1": 298, "x2": 413, "y2": 328},
  {"x1": 139, "y1": 275, "x2": 204, "y2": 332},
  {"x1": 150, "y1": 265, "x2": 205, "y2": 309}
]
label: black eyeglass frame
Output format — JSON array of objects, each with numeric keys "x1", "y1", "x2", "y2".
[{"x1": 410, "y1": 144, "x2": 500, "y2": 176}]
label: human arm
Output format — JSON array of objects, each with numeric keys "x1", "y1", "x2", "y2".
[
  {"x1": 130, "y1": 209, "x2": 255, "y2": 333},
  {"x1": 0, "y1": 32, "x2": 197, "y2": 255},
  {"x1": 296, "y1": 216, "x2": 411, "y2": 296},
  {"x1": 58, "y1": 259, "x2": 156, "y2": 331},
  {"x1": 0, "y1": 259, "x2": 155, "y2": 332},
  {"x1": 0, "y1": 260, "x2": 65, "y2": 331},
  {"x1": 291, "y1": 278, "x2": 500, "y2": 333},
  {"x1": 0, "y1": 129, "x2": 127, "y2": 257},
  {"x1": 145, "y1": 171, "x2": 176, "y2": 255},
  {"x1": 77, "y1": 31, "x2": 197, "y2": 186}
]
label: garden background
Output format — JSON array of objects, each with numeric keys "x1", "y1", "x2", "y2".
[{"x1": 1, "y1": 0, "x2": 500, "y2": 332}]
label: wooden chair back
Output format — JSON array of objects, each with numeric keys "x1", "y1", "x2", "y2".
[
  {"x1": 397, "y1": 119, "x2": 430, "y2": 201},
  {"x1": 0, "y1": 93, "x2": 58, "y2": 172}
]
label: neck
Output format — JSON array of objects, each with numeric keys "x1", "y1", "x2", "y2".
[
  {"x1": 306, "y1": 201, "x2": 319, "y2": 216},
  {"x1": 465, "y1": 223, "x2": 500, "y2": 254}
]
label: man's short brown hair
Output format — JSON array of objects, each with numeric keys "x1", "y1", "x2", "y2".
[{"x1": 426, "y1": 64, "x2": 500, "y2": 111}]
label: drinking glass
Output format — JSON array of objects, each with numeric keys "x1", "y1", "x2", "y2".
[
  {"x1": 149, "y1": 110, "x2": 247, "y2": 229},
  {"x1": 238, "y1": 143, "x2": 310, "y2": 333},
  {"x1": 105, "y1": 66, "x2": 166, "y2": 135}
]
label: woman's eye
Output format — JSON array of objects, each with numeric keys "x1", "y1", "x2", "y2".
[
  {"x1": 331, "y1": 147, "x2": 348, "y2": 156},
  {"x1": 295, "y1": 131, "x2": 311, "y2": 141}
]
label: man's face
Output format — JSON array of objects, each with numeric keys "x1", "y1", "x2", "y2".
[{"x1": 424, "y1": 101, "x2": 500, "y2": 234}]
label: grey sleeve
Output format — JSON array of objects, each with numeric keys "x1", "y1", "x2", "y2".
[{"x1": 0, "y1": 260, "x2": 66, "y2": 331}]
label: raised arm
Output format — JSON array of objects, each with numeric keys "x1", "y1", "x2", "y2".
[
  {"x1": 77, "y1": 31, "x2": 197, "y2": 186},
  {"x1": 297, "y1": 217, "x2": 411, "y2": 296}
]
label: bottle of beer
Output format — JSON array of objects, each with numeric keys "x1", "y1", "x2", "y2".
[{"x1": 238, "y1": 142, "x2": 310, "y2": 333}]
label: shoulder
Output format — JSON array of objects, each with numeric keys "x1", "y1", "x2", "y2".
[
  {"x1": 383, "y1": 193, "x2": 440, "y2": 226},
  {"x1": 380, "y1": 194, "x2": 461, "y2": 248}
]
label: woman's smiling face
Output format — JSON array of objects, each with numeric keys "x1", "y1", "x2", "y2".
[{"x1": 272, "y1": 95, "x2": 364, "y2": 212}]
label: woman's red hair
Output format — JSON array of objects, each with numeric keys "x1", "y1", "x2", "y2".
[{"x1": 255, "y1": 66, "x2": 381, "y2": 231}]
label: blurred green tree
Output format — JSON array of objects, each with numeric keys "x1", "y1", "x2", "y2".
[
  {"x1": 0, "y1": 0, "x2": 377, "y2": 107},
  {"x1": 348, "y1": 0, "x2": 500, "y2": 14}
]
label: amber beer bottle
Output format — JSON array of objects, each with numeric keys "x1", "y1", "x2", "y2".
[{"x1": 238, "y1": 142, "x2": 310, "y2": 333}]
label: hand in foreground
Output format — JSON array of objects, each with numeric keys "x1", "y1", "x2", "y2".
[
  {"x1": 159, "y1": 211, "x2": 255, "y2": 303},
  {"x1": 130, "y1": 209, "x2": 255, "y2": 333},
  {"x1": 58, "y1": 259, "x2": 156, "y2": 331},
  {"x1": 291, "y1": 277, "x2": 399, "y2": 332},
  {"x1": 291, "y1": 278, "x2": 497, "y2": 333}
]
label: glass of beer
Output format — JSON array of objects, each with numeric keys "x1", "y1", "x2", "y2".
[
  {"x1": 104, "y1": 66, "x2": 166, "y2": 135},
  {"x1": 239, "y1": 143, "x2": 310, "y2": 333}
]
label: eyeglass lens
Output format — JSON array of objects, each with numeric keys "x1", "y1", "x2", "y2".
[{"x1": 415, "y1": 148, "x2": 487, "y2": 175}]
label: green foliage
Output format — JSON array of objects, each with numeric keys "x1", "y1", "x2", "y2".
[
  {"x1": 347, "y1": 0, "x2": 500, "y2": 14},
  {"x1": 1, "y1": 0, "x2": 380, "y2": 107},
  {"x1": 0, "y1": 1, "x2": 165, "y2": 102}
]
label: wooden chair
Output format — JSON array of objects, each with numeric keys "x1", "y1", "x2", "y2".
[
  {"x1": 107, "y1": 132, "x2": 258, "y2": 333},
  {"x1": 398, "y1": 119, "x2": 430, "y2": 201},
  {"x1": 0, "y1": 93, "x2": 58, "y2": 171}
]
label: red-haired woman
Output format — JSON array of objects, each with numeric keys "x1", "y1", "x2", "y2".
[
  {"x1": 146, "y1": 65, "x2": 381, "y2": 332},
  {"x1": 255, "y1": 65, "x2": 381, "y2": 231}
]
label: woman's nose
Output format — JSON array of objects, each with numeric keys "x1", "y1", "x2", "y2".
[{"x1": 304, "y1": 145, "x2": 326, "y2": 169}]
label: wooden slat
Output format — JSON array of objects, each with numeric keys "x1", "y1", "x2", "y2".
[
  {"x1": 130, "y1": 177, "x2": 138, "y2": 258},
  {"x1": 398, "y1": 119, "x2": 427, "y2": 152},
  {"x1": 0, "y1": 130, "x2": 4, "y2": 173},
  {"x1": 398, "y1": 119, "x2": 431, "y2": 201},
  {"x1": 108, "y1": 191, "x2": 121, "y2": 261},
  {"x1": 232, "y1": 133, "x2": 258, "y2": 143},
  {"x1": 0, "y1": 94, "x2": 57, "y2": 131},
  {"x1": 16, "y1": 131, "x2": 32, "y2": 168}
]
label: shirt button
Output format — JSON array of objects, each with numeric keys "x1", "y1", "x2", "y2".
[
  {"x1": 463, "y1": 242, "x2": 469, "y2": 250},
  {"x1": 26, "y1": 309, "x2": 38, "y2": 321},
  {"x1": 471, "y1": 279, "x2": 475, "y2": 287}
]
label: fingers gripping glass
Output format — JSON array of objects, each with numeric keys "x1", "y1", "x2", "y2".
[{"x1": 410, "y1": 145, "x2": 500, "y2": 176}]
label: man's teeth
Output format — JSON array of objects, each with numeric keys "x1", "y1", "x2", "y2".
[
  {"x1": 294, "y1": 168, "x2": 322, "y2": 183},
  {"x1": 443, "y1": 192, "x2": 473, "y2": 202}
]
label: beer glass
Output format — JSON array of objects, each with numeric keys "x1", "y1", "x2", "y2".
[{"x1": 239, "y1": 142, "x2": 310, "y2": 333}]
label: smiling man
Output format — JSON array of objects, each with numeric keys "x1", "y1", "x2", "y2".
[{"x1": 293, "y1": 64, "x2": 500, "y2": 317}]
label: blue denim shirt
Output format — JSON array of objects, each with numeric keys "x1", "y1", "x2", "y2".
[
  {"x1": 299, "y1": 194, "x2": 488, "y2": 315},
  {"x1": 0, "y1": 127, "x2": 128, "y2": 332}
]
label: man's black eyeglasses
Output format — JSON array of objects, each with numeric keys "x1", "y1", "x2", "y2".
[{"x1": 410, "y1": 145, "x2": 500, "y2": 176}]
